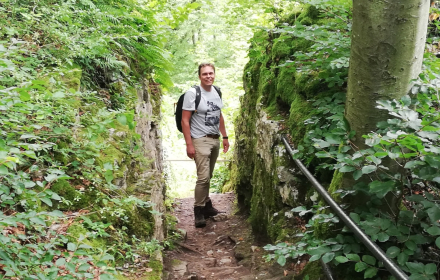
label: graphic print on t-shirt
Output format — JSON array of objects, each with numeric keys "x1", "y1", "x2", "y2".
[{"x1": 205, "y1": 101, "x2": 221, "y2": 126}]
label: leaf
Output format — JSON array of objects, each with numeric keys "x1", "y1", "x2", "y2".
[
  {"x1": 51, "y1": 193, "x2": 61, "y2": 201},
  {"x1": 350, "y1": 212, "x2": 360, "y2": 223},
  {"x1": 346, "y1": 254, "x2": 361, "y2": 261},
  {"x1": 100, "y1": 254, "x2": 114, "y2": 261},
  {"x1": 427, "y1": 206, "x2": 440, "y2": 222},
  {"x1": 0, "y1": 165, "x2": 9, "y2": 175},
  {"x1": 52, "y1": 91, "x2": 66, "y2": 99},
  {"x1": 406, "y1": 262, "x2": 424, "y2": 274},
  {"x1": 424, "y1": 263, "x2": 436, "y2": 275},
  {"x1": 19, "y1": 91, "x2": 31, "y2": 101},
  {"x1": 404, "y1": 161, "x2": 425, "y2": 169},
  {"x1": 362, "y1": 255, "x2": 376, "y2": 266},
  {"x1": 40, "y1": 197, "x2": 53, "y2": 207},
  {"x1": 377, "y1": 232, "x2": 389, "y2": 242},
  {"x1": 355, "y1": 261, "x2": 369, "y2": 272},
  {"x1": 277, "y1": 255, "x2": 286, "y2": 266},
  {"x1": 55, "y1": 258, "x2": 66, "y2": 266},
  {"x1": 369, "y1": 181, "x2": 395, "y2": 198},
  {"x1": 339, "y1": 165, "x2": 356, "y2": 173},
  {"x1": 104, "y1": 170, "x2": 114, "y2": 183},
  {"x1": 353, "y1": 170, "x2": 362, "y2": 180},
  {"x1": 67, "y1": 243, "x2": 77, "y2": 252},
  {"x1": 321, "y1": 252, "x2": 335, "y2": 264},
  {"x1": 45, "y1": 174, "x2": 59, "y2": 182},
  {"x1": 397, "y1": 252, "x2": 409, "y2": 266},
  {"x1": 30, "y1": 217, "x2": 46, "y2": 226},
  {"x1": 117, "y1": 114, "x2": 127, "y2": 125},
  {"x1": 436, "y1": 237, "x2": 440, "y2": 249},
  {"x1": 386, "y1": 246, "x2": 400, "y2": 258},
  {"x1": 362, "y1": 165, "x2": 377, "y2": 174},
  {"x1": 364, "y1": 267, "x2": 378, "y2": 279},
  {"x1": 427, "y1": 226, "x2": 440, "y2": 236},
  {"x1": 405, "y1": 240, "x2": 417, "y2": 251},
  {"x1": 335, "y1": 256, "x2": 349, "y2": 263},
  {"x1": 100, "y1": 274, "x2": 114, "y2": 280}
]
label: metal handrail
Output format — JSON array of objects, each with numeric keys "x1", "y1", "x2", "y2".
[{"x1": 282, "y1": 136, "x2": 409, "y2": 280}]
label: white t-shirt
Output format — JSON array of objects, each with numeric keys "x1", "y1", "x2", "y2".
[{"x1": 182, "y1": 86, "x2": 223, "y2": 139}]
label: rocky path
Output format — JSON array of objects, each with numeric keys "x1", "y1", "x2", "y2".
[{"x1": 163, "y1": 193, "x2": 297, "y2": 280}]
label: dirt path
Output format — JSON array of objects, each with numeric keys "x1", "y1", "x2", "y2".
[{"x1": 163, "y1": 192, "x2": 297, "y2": 280}]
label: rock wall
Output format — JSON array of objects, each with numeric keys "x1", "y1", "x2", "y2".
[
  {"x1": 135, "y1": 79, "x2": 166, "y2": 241},
  {"x1": 230, "y1": 5, "x2": 343, "y2": 241}
]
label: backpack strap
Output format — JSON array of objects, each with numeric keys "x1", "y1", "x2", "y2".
[
  {"x1": 192, "y1": 85, "x2": 202, "y2": 113},
  {"x1": 212, "y1": 85, "x2": 222, "y2": 98},
  {"x1": 192, "y1": 85, "x2": 222, "y2": 114}
]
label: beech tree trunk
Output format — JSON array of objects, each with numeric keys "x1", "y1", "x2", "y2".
[
  {"x1": 336, "y1": 0, "x2": 430, "y2": 215},
  {"x1": 346, "y1": 0, "x2": 430, "y2": 149}
]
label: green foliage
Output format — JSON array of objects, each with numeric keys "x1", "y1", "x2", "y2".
[
  {"x1": 265, "y1": 47, "x2": 440, "y2": 280},
  {"x1": 262, "y1": 2, "x2": 440, "y2": 280},
  {"x1": 210, "y1": 162, "x2": 231, "y2": 193},
  {"x1": 0, "y1": 0, "x2": 173, "y2": 278}
]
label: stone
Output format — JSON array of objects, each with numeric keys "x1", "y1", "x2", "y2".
[
  {"x1": 171, "y1": 260, "x2": 188, "y2": 278},
  {"x1": 213, "y1": 213, "x2": 228, "y2": 221},
  {"x1": 219, "y1": 258, "x2": 232, "y2": 266},
  {"x1": 203, "y1": 258, "x2": 216, "y2": 267}
]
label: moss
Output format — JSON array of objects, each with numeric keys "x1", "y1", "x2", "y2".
[
  {"x1": 66, "y1": 223, "x2": 88, "y2": 243},
  {"x1": 294, "y1": 261, "x2": 325, "y2": 280},
  {"x1": 145, "y1": 259, "x2": 162, "y2": 280},
  {"x1": 272, "y1": 38, "x2": 292, "y2": 61},
  {"x1": 61, "y1": 68, "x2": 82, "y2": 91},
  {"x1": 53, "y1": 141, "x2": 71, "y2": 165},
  {"x1": 51, "y1": 179, "x2": 95, "y2": 210},
  {"x1": 296, "y1": 5, "x2": 321, "y2": 26},
  {"x1": 327, "y1": 170, "x2": 343, "y2": 200},
  {"x1": 291, "y1": 38, "x2": 313, "y2": 54},
  {"x1": 288, "y1": 94, "x2": 313, "y2": 144},
  {"x1": 276, "y1": 67, "x2": 296, "y2": 106},
  {"x1": 101, "y1": 200, "x2": 155, "y2": 239}
]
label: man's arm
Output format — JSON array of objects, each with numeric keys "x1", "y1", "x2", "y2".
[
  {"x1": 182, "y1": 110, "x2": 195, "y2": 159},
  {"x1": 219, "y1": 113, "x2": 229, "y2": 153}
]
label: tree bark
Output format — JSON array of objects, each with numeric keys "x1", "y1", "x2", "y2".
[
  {"x1": 337, "y1": 0, "x2": 430, "y2": 215},
  {"x1": 346, "y1": 0, "x2": 430, "y2": 149}
]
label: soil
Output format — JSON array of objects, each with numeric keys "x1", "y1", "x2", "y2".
[{"x1": 163, "y1": 192, "x2": 301, "y2": 280}]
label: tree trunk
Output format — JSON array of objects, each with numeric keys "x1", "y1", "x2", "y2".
[
  {"x1": 345, "y1": 0, "x2": 430, "y2": 149},
  {"x1": 337, "y1": 0, "x2": 430, "y2": 215}
]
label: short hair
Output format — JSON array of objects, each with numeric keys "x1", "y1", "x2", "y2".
[{"x1": 198, "y1": 63, "x2": 215, "y2": 76}]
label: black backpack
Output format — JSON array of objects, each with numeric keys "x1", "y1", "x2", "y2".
[{"x1": 175, "y1": 85, "x2": 222, "y2": 133}]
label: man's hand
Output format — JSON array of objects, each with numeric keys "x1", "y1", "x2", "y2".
[
  {"x1": 222, "y1": 139, "x2": 229, "y2": 153},
  {"x1": 187, "y1": 144, "x2": 196, "y2": 159}
]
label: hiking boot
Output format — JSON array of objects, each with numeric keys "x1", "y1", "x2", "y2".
[
  {"x1": 203, "y1": 199, "x2": 224, "y2": 218},
  {"x1": 194, "y1": 206, "x2": 206, "y2": 228}
]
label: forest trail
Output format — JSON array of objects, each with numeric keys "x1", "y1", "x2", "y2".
[{"x1": 163, "y1": 193, "x2": 299, "y2": 280}]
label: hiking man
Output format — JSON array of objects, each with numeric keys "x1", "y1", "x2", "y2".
[{"x1": 181, "y1": 62, "x2": 229, "y2": 228}]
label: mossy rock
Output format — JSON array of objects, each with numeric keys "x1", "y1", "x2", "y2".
[
  {"x1": 296, "y1": 5, "x2": 321, "y2": 26},
  {"x1": 272, "y1": 37, "x2": 293, "y2": 61},
  {"x1": 101, "y1": 200, "x2": 155, "y2": 239},
  {"x1": 61, "y1": 68, "x2": 82, "y2": 91},
  {"x1": 66, "y1": 222, "x2": 108, "y2": 250},
  {"x1": 51, "y1": 179, "x2": 96, "y2": 210}
]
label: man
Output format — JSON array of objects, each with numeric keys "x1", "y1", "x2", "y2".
[{"x1": 181, "y1": 63, "x2": 229, "y2": 228}]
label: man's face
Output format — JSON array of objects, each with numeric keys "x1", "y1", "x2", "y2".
[{"x1": 199, "y1": 66, "x2": 215, "y2": 87}]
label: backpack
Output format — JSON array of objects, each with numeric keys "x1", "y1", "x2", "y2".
[{"x1": 175, "y1": 85, "x2": 222, "y2": 133}]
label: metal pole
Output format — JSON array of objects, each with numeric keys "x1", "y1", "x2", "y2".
[
  {"x1": 282, "y1": 136, "x2": 409, "y2": 280},
  {"x1": 320, "y1": 259, "x2": 336, "y2": 280}
]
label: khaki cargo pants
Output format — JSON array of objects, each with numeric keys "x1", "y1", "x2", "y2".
[{"x1": 193, "y1": 137, "x2": 220, "y2": 207}]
